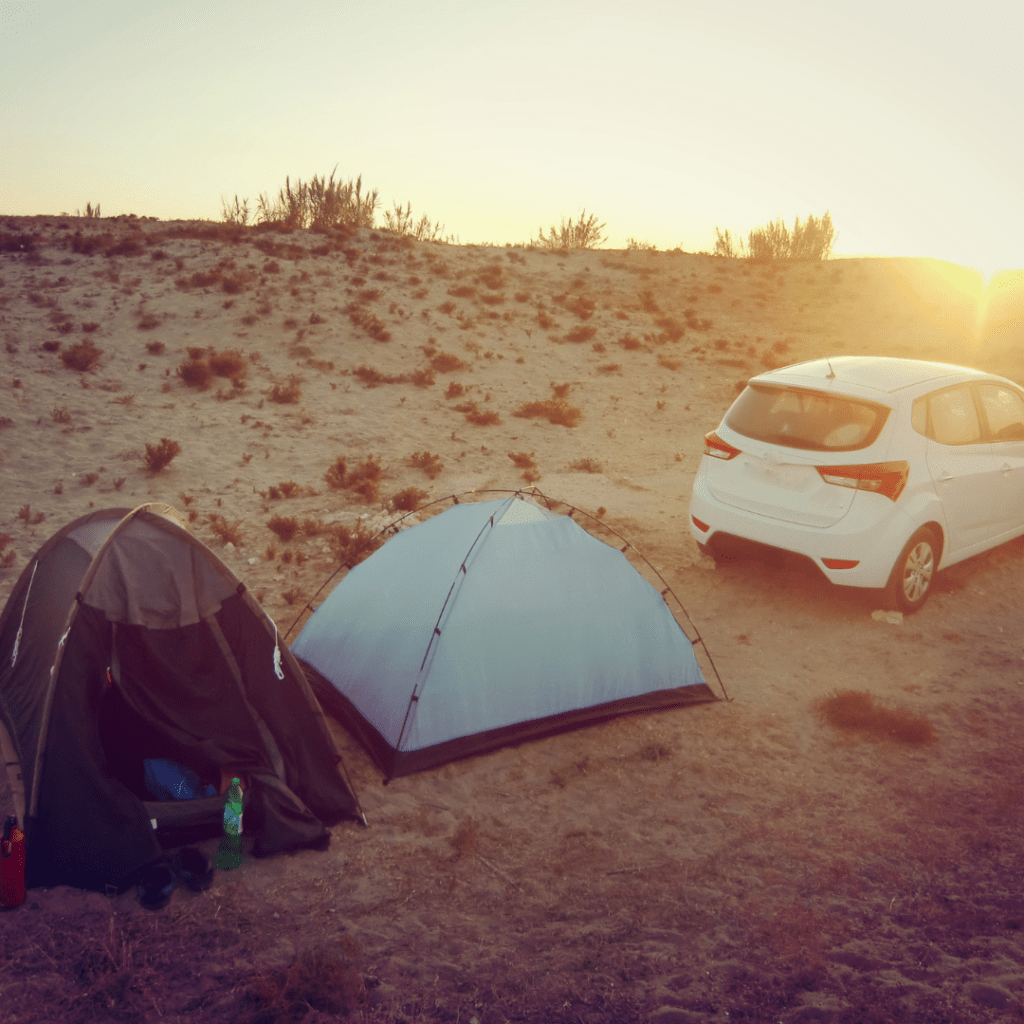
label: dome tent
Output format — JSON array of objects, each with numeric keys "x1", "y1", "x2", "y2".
[
  {"x1": 291, "y1": 494, "x2": 718, "y2": 778},
  {"x1": 0, "y1": 505, "x2": 362, "y2": 895}
]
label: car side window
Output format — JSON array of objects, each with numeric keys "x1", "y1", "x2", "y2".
[
  {"x1": 927, "y1": 386, "x2": 983, "y2": 446},
  {"x1": 977, "y1": 383, "x2": 1024, "y2": 442}
]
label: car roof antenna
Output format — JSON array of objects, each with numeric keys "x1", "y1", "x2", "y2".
[{"x1": 825, "y1": 355, "x2": 836, "y2": 379}]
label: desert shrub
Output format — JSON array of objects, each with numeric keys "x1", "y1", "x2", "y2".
[
  {"x1": 626, "y1": 237, "x2": 656, "y2": 251},
  {"x1": 267, "y1": 515, "x2": 299, "y2": 542},
  {"x1": 597, "y1": 363, "x2": 621, "y2": 374},
  {"x1": 0, "y1": 533, "x2": 14, "y2": 568},
  {"x1": 268, "y1": 375, "x2": 302, "y2": 403},
  {"x1": 327, "y1": 521, "x2": 384, "y2": 568},
  {"x1": 410, "y1": 368, "x2": 435, "y2": 387},
  {"x1": 618, "y1": 334, "x2": 643, "y2": 350},
  {"x1": 445, "y1": 381, "x2": 465, "y2": 399},
  {"x1": 382, "y1": 199, "x2": 447, "y2": 241},
  {"x1": 513, "y1": 398, "x2": 581, "y2": 428},
  {"x1": 564, "y1": 325, "x2": 596, "y2": 344},
  {"x1": 177, "y1": 357, "x2": 212, "y2": 390},
  {"x1": 448, "y1": 285, "x2": 476, "y2": 299},
  {"x1": 345, "y1": 457, "x2": 382, "y2": 503},
  {"x1": 407, "y1": 451, "x2": 444, "y2": 479},
  {"x1": 658, "y1": 354, "x2": 682, "y2": 371},
  {"x1": 209, "y1": 514, "x2": 244, "y2": 546},
  {"x1": 60, "y1": 337, "x2": 102, "y2": 372},
  {"x1": 251, "y1": 170, "x2": 378, "y2": 231},
  {"x1": 353, "y1": 365, "x2": 401, "y2": 387},
  {"x1": 533, "y1": 210, "x2": 606, "y2": 250},
  {"x1": 324, "y1": 457, "x2": 347, "y2": 490},
  {"x1": 81, "y1": 321, "x2": 100, "y2": 333},
  {"x1": 551, "y1": 382, "x2": 571, "y2": 398},
  {"x1": 454, "y1": 401, "x2": 500, "y2": 426},
  {"x1": 51, "y1": 405, "x2": 71, "y2": 424},
  {"x1": 655, "y1": 316, "x2": 685, "y2": 342},
  {"x1": 391, "y1": 486, "x2": 429, "y2": 511},
  {"x1": 717, "y1": 213, "x2": 835, "y2": 261},
  {"x1": 568, "y1": 457, "x2": 602, "y2": 473},
  {"x1": 431, "y1": 352, "x2": 466, "y2": 373},
  {"x1": 564, "y1": 295, "x2": 596, "y2": 320},
  {"x1": 18, "y1": 505, "x2": 45, "y2": 525},
  {"x1": 265, "y1": 481, "x2": 302, "y2": 499},
  {"x1": 42, "y1": 340, "x2": 62, "y2": 352},
  {"x1": 346, "y1": 305, "x2": 391, "y2": 342},
  {"x1": 507, "y1": 451, "x2": 536, "y2": 470},
  {"x1": 209, "y1": 348, "x2": 247, "y2": 380},
  {"x1": 143, "y1": 437, "x2": 181, "y2": 473},
  {"x1": 816, "y1": 690, "x2": 935, "y2": 745}
]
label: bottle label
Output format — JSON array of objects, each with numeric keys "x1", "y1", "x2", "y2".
[{"x1": 223, "y1": 806, "x2": 242, "y2": 837}]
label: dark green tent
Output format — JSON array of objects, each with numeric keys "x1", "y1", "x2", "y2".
[{"x1": 0, "y1": 504, "x2": 361, "y2": 894}]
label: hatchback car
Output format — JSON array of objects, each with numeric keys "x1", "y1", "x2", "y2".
[{"x1": 689, "y1": 356, "x2": 1024, "y2": 611}]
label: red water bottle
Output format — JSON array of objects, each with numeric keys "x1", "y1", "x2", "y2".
[{"x1": 1, "y1": 815, "x2": 25, "y2": 909}]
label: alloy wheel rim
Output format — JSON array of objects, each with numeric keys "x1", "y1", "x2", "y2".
[{"x1": 903, "y1": 542, "x2": 934, "y2": 602}]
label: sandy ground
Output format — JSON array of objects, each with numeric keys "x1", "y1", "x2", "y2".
[{"x1": 1, "y1": 215, "x2": 1024, "y2": 1023}]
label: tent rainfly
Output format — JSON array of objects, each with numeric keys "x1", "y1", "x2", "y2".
[
  {"x1": 0, "y1": 505, "x2": 362, "y2": 894},
  {"x1": 292, "y1": 496, "x2": 717, "y2": 778}
]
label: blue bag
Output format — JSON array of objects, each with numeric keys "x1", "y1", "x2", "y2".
[{"x1": 143, "y1": 759, "x2": 217, "y2": 801}]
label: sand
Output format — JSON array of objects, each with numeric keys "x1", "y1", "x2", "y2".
[{"x1": 1, "y1": 215, "x2": 1023, "y2": 1023}]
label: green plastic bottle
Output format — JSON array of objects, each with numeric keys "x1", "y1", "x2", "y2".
[{"x1": 215, "y1": 777, "x2": 244, "y2": 870}]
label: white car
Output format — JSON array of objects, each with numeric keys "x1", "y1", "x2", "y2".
[{"x1": 689, "y1": 356, "x2": 1024, "y2": 612}]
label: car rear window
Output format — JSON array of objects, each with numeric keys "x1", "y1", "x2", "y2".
[{"x1": 725, "y1": 384, "x2": 890, "y2": 452}]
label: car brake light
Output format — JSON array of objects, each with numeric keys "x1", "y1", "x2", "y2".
[
  {"x1": 703, "y1": 431, "x2": 741, "y2": 460},
  {"x1": 692, "y1": 516, "x2": 710, "y2": 533},
  {"x1": 822, "y1": 558, "x2": 860, "y2": 569},
  {"x1": 816, "y1": 461, "x2": 909, "y2": 501}
]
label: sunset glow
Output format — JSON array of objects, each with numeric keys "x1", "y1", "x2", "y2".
[{"x1": 2, "y1": 1, "x2": 1021, "y2": 273}]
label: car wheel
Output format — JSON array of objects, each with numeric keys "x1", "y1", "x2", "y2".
[{"x1": 883, "y1": 527, "x2": 938, "y2": 613}]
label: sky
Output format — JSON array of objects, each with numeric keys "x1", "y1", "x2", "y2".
[{"x1": 2, "y1": 0, "x2": 1022, "y2": 276}]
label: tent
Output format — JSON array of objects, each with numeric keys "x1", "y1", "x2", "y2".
[
  {"x1": 292, "y1": 495, "x2": 717, "y2": 778},
  {"x1": 0, "y1": 504, "x2": 362, "y2": 894}
]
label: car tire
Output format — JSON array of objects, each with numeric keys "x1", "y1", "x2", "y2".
[{"x1": 883, "y1": 527, "x2": 939, "y2": 613}]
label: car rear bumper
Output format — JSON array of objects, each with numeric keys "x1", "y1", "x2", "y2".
[{"x1": 689, "y1": 471, "x2": 915, "y2": 588}]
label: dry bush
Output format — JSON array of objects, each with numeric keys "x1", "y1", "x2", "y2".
[
  {"x1": 410, "y1": 367, "x2": 435, "y2": 387},
  {"x1": 353, "y1": 365, "x2": 405, "y2": 387},
  {"x1": 408, "y1": 451, "x2": 444, "y2": 479},
  {"x1": 564, "y1": 295, "x2": 596, "y2": 320},
  {"x1": 142, "y1": 437, "x2": 181, "y2": 474},
  {"x1": 324, "y1": 457, "x2": 348, "y2": 490},
  {"x1": 267, "y1": 515, "x2": 299, "y2": 542},
  {"x1": 209, "y1": 348, "x2": 247, "y2": 380},
  {"x1": 0, "y1": 533, "x2": 15, "y2": 568},
  {"x1": 597, "y1": 363, "x2": 621, "y2": 374},
  {"x1": 445, "y1": 381, "x2": 465, "y2": 399},
  {"x1": 618, "y1": 334, "x2": 643, "y2": 350},
  {"x1": 209, "y1": 514, "x2": 244, "y2": 546},
  {"x1": 18, "y1": 505, "x2": 45, "y2": 525},
  {"x1": 514, "y1": 398, "x2": 581, "y2": 428},
  {"x1": 176, "y1": 356, "x2": 212, "y2": 390},
  {"x1": 533, "y1": 210, "x2": 606, "y2": 250},
  {"x1": 145, "y1": 340, "x2": 165, "y2": 355},
  {"x1": 264, "y1": 481, "x2": 302, "y2": 500},
  {"x1": 449, "y1": 284, "x2": 476, "y2": 299},
  {"x1": 391, "y1": 487, "x2": 429, "y2": 511},
  {"x1": 345, "y1": 456, "x2": 382, "y2": 503},
  {"x1": 60, "y1": 337, "x2": 102, "y2": 372},
  {"x1": 568, "y1": 457, "x2": 602, "y2": 473},
  {"x1": 51, "y1": 405, "x2": 71, "y2": 424},
  {"x1": 564, "y1": 325, "x2": 596, "y2": 344},
  {"x1": 816, "y1": 690, "x2": 936, "y2": 745},
  {"x1": 430, "y1": 351, "x2": 466, "y2": 372},
  {"x1": 507, "y1": 451, "x2": 536, "y2": 470},
  {"x1": 267, "y1": 375, "x2": 302, "y2": 403},
  {"x1": 345, "y1": 304, "x2": 391, "y2": 342},
  {"x1": 454, "y1": 400, "x2": 501, "y2": 426}
]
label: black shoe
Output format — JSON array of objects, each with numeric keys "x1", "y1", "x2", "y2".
[
  {"x1": 137, "y1": 863, "x2": 176, "y2": 911},
  {"x1": 171, "y1": 846, "x2": 214, "y2": 892}
]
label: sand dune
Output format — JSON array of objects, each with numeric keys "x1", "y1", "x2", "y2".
[{"x1": 2, "y1": 215, "x2": 1023, "y2": 1023}]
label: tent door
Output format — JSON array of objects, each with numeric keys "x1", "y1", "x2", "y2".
[{"x1": 204, "y1": 615, "x2": 287, "y2": 783}]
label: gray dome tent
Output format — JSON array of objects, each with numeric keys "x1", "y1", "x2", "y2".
[
  {"x1": 0, "y1": 505, "x2": 361, "y2": 894},
  {"x1": 292, "y1": 495, "x2": 719, "y2": 778}
]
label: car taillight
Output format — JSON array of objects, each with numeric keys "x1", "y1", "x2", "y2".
[
  {"x1": 703, "y1": 431, "x2": 741, "y2": 460},
  {"x1": 816, "y1": 461, "x2": 909, "y2": 502},
  {"x1": 692, "y1": 515, "x2": 710, "y2": 533}
]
